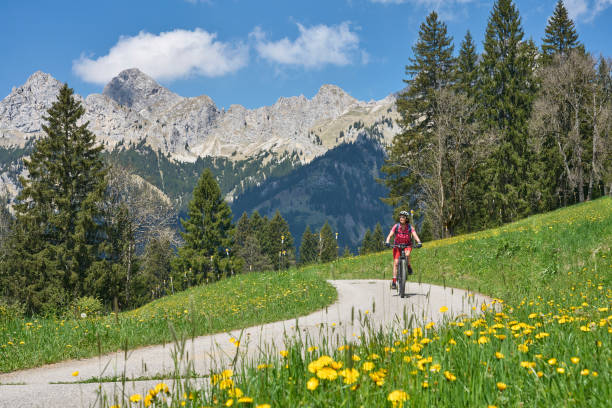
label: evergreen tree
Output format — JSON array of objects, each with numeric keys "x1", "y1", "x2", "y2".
[
  {"x1": 341, "y1": 246, "x2": 353, "y2": 258},
  {"x1": 237, "y1": 235, "x2": 272, "y2": 272},
  {"x1": 382, "y1": 11, "x2": 454, "y2": 210},
  {"x1": 299, "y1": 225, "x2": 318, "y2": 265},
  {"x1": 173, "y1": 169, "x2": 235, "y2": 284},
  {"x1": 235, "y1": 212, "x2": 251, "y2": 248},
  {"x1": 542, "y1": 0, "x2": 582, "y2": 63},
  {"x1": 318, "y1": 221, "x2": 337, "y2": 262},
  {"x1": 371, "y1": 223, "x2": 386, "y2": 253},
  {"x1": 455, "y1": 30, "x2": 479, "y2": 97},
  {"x1": 5, "y1": 84, "x2": 107, "y2": 313},
  {"x1": 262, "y1": 211, "x2": 295, "y2": 270},
  {"x1": 135, "y1": 236, "x2": 174, "y2": 303},
  {"x1": 360, "y1": 228, "x2": 373, "y2": 255},
  {"x1": 478, "y1": 0, "x2": 538, "y2": 225}
]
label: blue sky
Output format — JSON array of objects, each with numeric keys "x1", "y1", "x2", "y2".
[{"x1": 2, "y1": 0, "x2": 611, "y2": 109}]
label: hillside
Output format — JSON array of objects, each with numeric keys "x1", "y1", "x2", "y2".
[{"x1": 231, "y1": 134, "x2": 392, "y2": 250}]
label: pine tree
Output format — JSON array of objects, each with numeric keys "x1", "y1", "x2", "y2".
[
  {"x1": 262, "y1": 211, "x2": 295, "y2": 270},
  {"x1": 173, "y1": 169, "x2": 235, "y2": 284},
  {"x1": 542, "y1": 0, "x2": 582, "y2": 63},
  {"x1": 382, "y1": 11, "x2": 454, "y2": 210},
  {"x1": 360, "y1": 228, "x2": 373, "y2": 255},
  {"x1": 6, "y1": 84, "x2": 107, "y2": 313},
  {"x1": 318, "y1": 221, "x2": 337, "y2": 262},
  {"x1": 235, "y1": 212, "x2": 251, "y2": 248},
  {"x1": 371, "y1": 223, "x2": 386, "y2": 253},
  {"x1": 299, "y1": 225, "x2": 318, "y2": 265},
  {"x1": 478, "y1": 0, "x2": 537, "y2": 225},
  {"x1": 455, "y1": 30, "x2": 479, "y2": 97}
]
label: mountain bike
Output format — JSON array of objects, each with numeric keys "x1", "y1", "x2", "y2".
[{"x1": 387, "y1": 242, "x2": 422, "y2": 298}]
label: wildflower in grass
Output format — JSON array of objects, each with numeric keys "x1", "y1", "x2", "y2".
[
  {"x1": 571, "y1": 357, "x2": 580, "y2": 364},
  {"x1": 580, "y1": 369, "x2": 590, "y2": 376},
  {"x1": 255, "y1": 405, "x2": 270, "y2": 408},
  {"x1": 430, "y1": 363, "x2": 441, "y2": 373},
  {"x1": 496, "y1": 382, "x2": 507, "y2": 391},
  {"x1": 478, "y1": 336, "x2": 489, "y2": 345},
  {"x1": 362, "y1": 361, "x2": 375, "y2": 371},
  {"x1": 307, "y1": 377, "x2": 319, "y2": 391},
  {"x1": 369, "y1": 369, "x2": 387, "y2": 386},
  {"x1": 368, "y1": 353, "x2": 380, "y2": 360},
  {"x1": 339, "y1": 368, "x2": 359, "y2": 384},
  {"x1": 257, "y1": 364, "x2": 271, "y2": 370},
  {"x1": 130, "y1": 394, "x2": 143, "y2": 403},
  {"x1": 228, "y1": 388, "x2": 243, "y2": 398},
  {"x1": 537, "y1": 371, "x2": 544, "y2": 377},
  {"x1": 464, "y1": 330, "x2": 473, "y2": 337},
  {"x1": 495, "y1": 351, "x2": 504, "y2": 359},
  {"x1": 557, "y1": 367, "x2": 566, "y2": 374},
  {"x1": 444, "y1": 371, "x2": 457, "y2": 381},
  {"x1": 387, "y1": 390, "x2": 409, "y2": 407},
  {"x1": 425, "y1": 322, "x2": 435, "y2": 330},
  {"x1": 547, "y1": 358, "x2": 557, "y2": 365},
  {"x1": 352, "y1": 354, "x2": 361, "y2": 361},
  {"x1": 591, "y1": 371, "x2": 598, "y2": 377},
  {"x1": 520, "y1": 361, "x2": 536, "y2": 369},
  {"x1": 448, "y1": 338, "x2": 456, "y2": 345},
  {"x1": 220, "y1": 379, "x2": 234, "y2": 389},
  {"x1": 439, "y1": 306, "x2": 448, "y2": 313},
  {"x1": 226, "y1": 399, "x2": 233, "y2": 407},
  {"x1": 316, "y1": 367, "x2": 338, "y2": 381},
  {"x1": 238, "y1": 397, "x2": 253, "y2": 404},
  {"x1": 72, "y1": 371, "x2": 79, "y2": 377},
  {"x1": 518, "y1": 343, "x2": 529, "y2": 353}
]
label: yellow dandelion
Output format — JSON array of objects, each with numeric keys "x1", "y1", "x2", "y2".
[
  {"x1": 71, "y1": 371, "x2": 79, "y2": 377},
  {"x1": 478, "y1": 336, "x2": 489, "y2": 345},
  {"x1": 580, "y1": 369, "x2": 590, "y2": 376},
  {"x1": 557, "y1": 367, "x2": 565, "y2": 374},
  {"x1": 237, "y1": 397, "x2": 254, "y2": 404},
  {"x1": 464, "y1": 330, "x2": 474, "y2": 337},
  {"x1": 130, "y1": 394, "x2": 143, "y2": 403},
  {"x1": 316, "y1": 367, "x2": 338, "y2": 381},
  {"x1": 387, "y1": 390, "x2": 409, "y2": 406},
  {"x1": 444, "y1": 371, "x2": 457, "y2": 381},
  {"x1": 226, "y1": 399, "x2": 234, "y2": 407},
  {"x1": 279, "y1": 350, "x2": 288, "y2": 357},
  {"x1": 570, "y1": 357, "x2": 580, "y2": 364},
  {"x1": 439, "y1": 306, "x2": 448, "y2": 313},
  {"x1": 362, "y1": 361, "x2": 375, "y2": 371},
  {"x1": 495, "y1": 352, "x2": 504, "y2": 359},
  {"x1": 547, "y1": 358, "x2": 557, "y2": 365},
  {"x1": 496, "y1": 382, "x2": 507, "y2": 391},
  {"x1": 255, "y1": 405, "x2": 270, "y2": 408},
  {"x1": 307, "y1": 377, "x2": 319, "y2": 391}
]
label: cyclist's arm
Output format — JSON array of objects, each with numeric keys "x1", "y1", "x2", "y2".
[
  {"x1": 411, "y1": 226, "x2": 422, "y2": 244},
  {"x1": 385, "y1": 227, "x2": 395, "y2": 244}
]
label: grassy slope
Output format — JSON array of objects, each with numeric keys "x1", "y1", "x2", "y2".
[
  {"x1": 309, "y1": 197, "x2": 612, "y2": 305},
  {"x1": 0, "y1": 270, "x2": 336, "y2": 372}
]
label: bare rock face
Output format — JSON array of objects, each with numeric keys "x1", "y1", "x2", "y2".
[
  {"x1": 102, "y1": 68, "x2": 183, "y2": 118},
  {"x1": 0, "y1": 71, "x2": 64, "y2": 146},
  {"x1": 0, "y1": 70, "x2": 400, "y2": 163}
]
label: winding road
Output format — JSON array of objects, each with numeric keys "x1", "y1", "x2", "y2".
[{"x1": 0, "y1": 280, "x2": 491, "y2": 407}]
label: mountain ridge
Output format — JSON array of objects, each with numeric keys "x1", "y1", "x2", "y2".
[{"x1": 0, "y1": 69, "x2": 400, "y2": 164}]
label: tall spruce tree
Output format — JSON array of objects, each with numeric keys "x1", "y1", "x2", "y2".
[
  {"x1": 371, "y1": 223, "x2": 386, "y2": 253},
  {"x1": 318, "y1": 221, "x2": 337, "y2": 263},
  {"x1": 455, "y1": 30, "x2": 479, "y2": 97},
  {"x1": 173, "y1": 169, "x2": 234, "y2": 284},
  {"x1": 299, "y1": 225, "x2": 318, "y2": 265},
  {"x1": 6, "y1": 84, "x2": 106, "y2": 313},
  {"x1": 382, "y1": 11, "x2": 454, "y2": 210},
  {"x1": 542, "y1": 0, "x2": 582, "y2": 63},
  {"x1": 478, "y1": 0, "x2": 537, "y2": 224},
  {"x1": 263, "y1": 211, "x2": 295, "y2": 270},
  {"x1": 360, "y1": 228, "x2": 373, "y2": 255}
]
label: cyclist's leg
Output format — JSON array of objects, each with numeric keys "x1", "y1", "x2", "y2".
[
  {"x1": 393, "y1": 258, "x2": 399, "y2": 279},
  {"x1": 405, "y1": 247, "x2": 413, "y2": 274}
]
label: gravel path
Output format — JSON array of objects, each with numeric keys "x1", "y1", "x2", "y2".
[{"x1": 0, "y1": 280, "x2": 491, "y2": 407}]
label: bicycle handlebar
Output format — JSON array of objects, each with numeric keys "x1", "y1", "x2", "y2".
[{"x1": 384, "y1": 242, "x2": 422, "y2": 249}]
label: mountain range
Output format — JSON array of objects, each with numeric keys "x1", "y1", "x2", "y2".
[{"x1": 0, "y1": 69, "x2": 401, "y2": 250}]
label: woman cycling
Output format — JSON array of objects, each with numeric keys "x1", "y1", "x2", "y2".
[{"x1": 385, "y1": 210, "x2": 421, "y2": 290}]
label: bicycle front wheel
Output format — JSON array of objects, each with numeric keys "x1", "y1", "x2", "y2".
[{"x1": 399, "y1": 258, "x2": 407, "y2": 298}]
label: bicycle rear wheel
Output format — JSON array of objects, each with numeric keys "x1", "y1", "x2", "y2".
[{"x1": 399, "y1": 258, "x2": 407, "y2": 298}]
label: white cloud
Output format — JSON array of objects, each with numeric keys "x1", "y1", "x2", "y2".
[
  {"x1": 73, "y1": 28, "x2": 248, "y2": 84},
  {"x1": 564, "y1": 0, "x2": 612, "y2": 21},
  {"x1": 253, "y1": 22, "x2": 362, "y2": 69}
]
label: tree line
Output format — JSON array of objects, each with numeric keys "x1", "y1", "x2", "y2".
[{"x1": 383, "y1": 0, "x2": 611, "y2": 240}]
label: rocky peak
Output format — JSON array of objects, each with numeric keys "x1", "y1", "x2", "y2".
[
  {"x1": 102, "y1": 68, "x2": 183, "y2": 116},
  {"x1": 311, "y1": 84, "x2": 357, "y2": 114}
]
